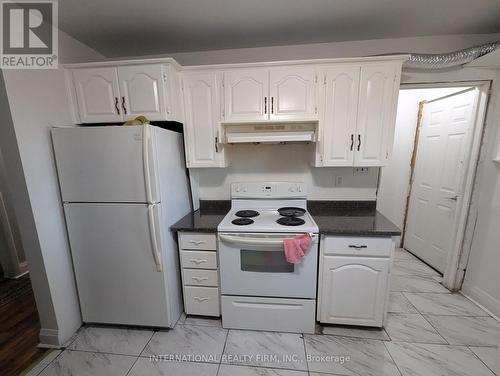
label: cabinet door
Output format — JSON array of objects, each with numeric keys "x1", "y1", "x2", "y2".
[
  {"x1": 320, "y1": 66, "x2": 360, "y2": 166},
  {"x1": 72, "y1": 68, "x2": 122, "y2": 123},
  {"x1": 224, "y1": 69, "x2": 269, "y2": 122},
  {"x1": 269, "y1": 67, "x2": 317, "y2": 120},
  {"x1": 355, "y1": 64, "x2": 397, "y2": 166},
  {"x1": 319, "y1": 256, "x2": 389, "y2": 326},
  {"x1": 182, "y1": 72, "x2": 226, "y2": 168},
  {"x1": 118, "y1": 65, "x2": 167, "y2": 121}
]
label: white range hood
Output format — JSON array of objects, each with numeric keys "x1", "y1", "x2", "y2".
[{"x1": 222, "y1": 122, "x2": 317, "y2": 144}]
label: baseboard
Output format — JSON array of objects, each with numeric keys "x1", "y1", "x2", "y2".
[
  {"x1": 461, "y1": 284, "x2": 500, "y2": 321},
  {"x1": 39, "y1": 328, "x2": 60, "y2": 348}
]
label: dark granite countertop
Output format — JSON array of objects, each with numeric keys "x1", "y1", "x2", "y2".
[
  {"x1": 170, "y1": 200, "x2": 401, "y2": 237},
  {"x1": 170, "y1": 201, "x2": 229, "y2": 233},
  {"x1": 308, "y1": 201, "x2": 401, "y2": 237}
]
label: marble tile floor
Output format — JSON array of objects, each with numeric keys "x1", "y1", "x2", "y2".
[{"x1": 23, "y1": 248, "x2": 499, "y2": 376}]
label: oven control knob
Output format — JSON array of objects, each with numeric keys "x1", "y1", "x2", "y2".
[{"x1": 235, "y1": 186, "x2": 241, "y2": 192}]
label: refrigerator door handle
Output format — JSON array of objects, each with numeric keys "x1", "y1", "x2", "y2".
[
  {"x1": 142, "y1": 125, "x2": 154, "y2": 204},
  {"x1": 147, "y1": 203, "x2": 162, "y2": 272}
]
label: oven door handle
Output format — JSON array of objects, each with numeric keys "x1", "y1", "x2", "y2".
[{"x1": 219, "y1": 233, "x2": 318, "y2": 247}]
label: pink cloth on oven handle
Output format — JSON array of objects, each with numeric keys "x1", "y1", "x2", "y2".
[{"x1": 283, "y1": 233, "x2": 313, "y2": 264}]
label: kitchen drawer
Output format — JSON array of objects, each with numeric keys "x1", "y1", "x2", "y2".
[
  {"x1": 179, "y1": 232, "x2": 216, "y2": 250},
  {"x1": 322, "y1": 236, "x2": 393, "y2": 257},
  {"x1": 180, "y1": 250, "x2": 218, "y2": 269},
  {"x1": 183, "y1": 269, "x2": 219, "y2": 287},
  {"x1": 221, "y1": 295, "x2": 315, "y2": 334},
  {"x1": 184, "y1": 286, "x2": 220, "y2": 316}
]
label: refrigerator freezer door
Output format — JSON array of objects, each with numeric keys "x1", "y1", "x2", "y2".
[
  {"x1": 64, "y1": 202, "x2": 174, "y2": 327},
  {"x1": 52, "y1": 126, "x2": 158, "y2": 203}
]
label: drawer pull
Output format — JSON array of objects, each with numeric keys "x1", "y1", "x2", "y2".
[
  {"x1": 192, "y1": 277, "x2": 209, "y2": 282},
  {"x1": 189, "y1": 240, "x2": 206, "y2": 245},
  {"x1": 194, "y1": 296, "x2": 209, "y2": 302},
  {"x1": 348, "y1": 245, "x2": 368, "y2": 250},
  {"x1": 190, "y1": 259, "x2": 207, "y2": 265}
]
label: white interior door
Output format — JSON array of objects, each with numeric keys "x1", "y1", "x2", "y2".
[
  {"x1": 118, "y1": 65, "x2": 167, "y2": 121},
  {"x1": 404, "y1": 89, "x2": 479, "y2": 272},
  {"x1": 64, "y1": 203, "x2": 171, "y2": 327},
  {"x1": 72, "y1": 67, "x2": 123, "y2": 123}
]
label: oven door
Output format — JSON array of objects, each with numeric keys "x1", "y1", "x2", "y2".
[{"x1": 218, "y1": 233, "x2": 319, "y2": 299}]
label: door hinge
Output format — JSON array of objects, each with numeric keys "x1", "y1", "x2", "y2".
[
  {"x1": 315, "y1": 75, "x2": 318, "y2": 84},
  {"x1": 222, "y1": 80, "x2": 225, "y2": 88},
  {"x1": 163, "y1": 73, "x2": 167, "y2": 83},
  {"x1": 323, "y1": 76, "x2": 327, "y2": 85},
  {"x1": 315, "y1": 106, "x2": 318, "y2": 114}
]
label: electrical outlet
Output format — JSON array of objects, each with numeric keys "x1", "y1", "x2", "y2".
[
  {"x1": 335, "y1": 176, "x2": 343, "y2": 186},
  {"x1": 354, "y1": 167, "x2": 369, "y2": 175}
]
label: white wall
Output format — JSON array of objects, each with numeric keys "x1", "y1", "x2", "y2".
[
  {"x1": 1, "y1": 30, "x2": 104, "y2": 345},
  {"x1": 194, "y1": 144, "x2": 378, "y2": 200},
  {"x1": 377, "y1": 87, "x2": 466, "y2": 233},
  {"x1": 132, "y1": 34, "x2": 500, "y2": 66},
  {"x1": 462, "y1": 71, "x2": 500, "y2": 317}
]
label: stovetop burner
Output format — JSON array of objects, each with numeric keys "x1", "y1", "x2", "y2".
[
  {"x1": 235, "y1": 210, "x2": 260, "y2": 218},
  {"x1": 277, "y1": 216, "x2": 306, "y2": 226},
  {"x1": 232, "y1": 218, "x2": 254, "y2": 226},
  {"x1": 278, "y1": 207, "x2": 306, "y2": 217}
]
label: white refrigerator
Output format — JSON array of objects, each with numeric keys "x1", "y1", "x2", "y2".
[{"x1": 52, "y1": 124, "x2": 191, "y2": 328}]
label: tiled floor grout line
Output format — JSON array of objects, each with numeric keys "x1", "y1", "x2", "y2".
[
  {"x1": 468, "y1": 346, "x2": 499, "y2": 376},
  {"x1": 301, "y1": 334, "x2": 310, "y2": 374},
  {"x1": 402, "y1": 292, "x2": 451, "y2": 345},
  {"x1": 215, "y1": 328, "x2": 229, "y2": 376},
  {"x1": 382, "y1": 340, "x2": 404, "y2": 376},
  {"x1": 123, "y1": 329, "x2": 157, "y2": 375}
]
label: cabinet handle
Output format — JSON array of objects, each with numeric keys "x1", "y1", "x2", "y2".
[
  {"x1": 189, "y1": 240, "x2": 206, "y2": 245},
  {"x1": 192, "y1": 276, "x2": 209, "y2": 282},
  {"x1": 114, "y1": 97, "x2": 120, "y2": 114},
  {"x1": 121, "y1": 96, "x2": 127, "y2": 114},
  {"x1": 357, "y1": 135, "x2": 361, "y2": 151},
  {"x1": 215, "y1": 136, "x2": 219, "y2": 153},
  {"x1": 271, "y1": 97, "x2": 274, "y2": 114},
  {"x1": 194, "y1": 297, "x2": 209, "y2": 302},
  {"x1": 350, "y1": 134, "x2": 354, "y2": 151},
  {"x1": 190, "y1": 259, "x2": 207, "y2": 265},
  {"x1": 348, "y1": 245, "x2": 368, "y2": 250},
  {"x1": 264, "y1": 97, "x2": 267, "y2": 114}
]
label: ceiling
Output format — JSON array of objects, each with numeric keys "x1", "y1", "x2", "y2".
[{"x1": 58, "y1": 0, "x2": 500, "y2": 57}]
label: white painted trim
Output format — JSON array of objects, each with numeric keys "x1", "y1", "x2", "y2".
[
  {"x1": 63, "y1": 55, "x2": 409, "y2": 71},
  {"x1": 39, "y1": 328, "x2": 60, "y2": 347},
  {"x1": 461, "y1": 285, "x2": 500, "y2": 321}
]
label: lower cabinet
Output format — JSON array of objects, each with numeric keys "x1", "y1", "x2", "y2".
[
  {"x1": 177, "y1": 231, "x2": 220, "y2": 317},
  {"x1": 317, "y1": 236, "x2": 394, "y2": 327}
]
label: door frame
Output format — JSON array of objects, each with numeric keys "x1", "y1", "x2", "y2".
[{"x1": 399, "y1": 81, "x2": 491, "y2": 290}]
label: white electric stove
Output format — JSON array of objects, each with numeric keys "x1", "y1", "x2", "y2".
[{"x1": 217, "y1": 182, "x2": 319, "y2": 334}]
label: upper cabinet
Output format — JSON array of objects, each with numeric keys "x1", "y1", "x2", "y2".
[
  {"x1": 66, "y1": 56, "x2": 405, "y2": 168},
  {"x1": 315, "y1": 61, "x2": 402, "y2": 167},
  {"x1": 224, "y1": 69, "x2": 268, "y2": 122},
  {"x1": 223, "y1": 66, "x2": 318, "y2": 123},
  {"x1": 72, "y1": 67, "x2": 123, "y2": 123},
  {"x1": 269, "y1": 67, "x2": 317, "y2": 120},
  {"x1": 182, "y1": 71, "x2": 227, "y2": 168},
  {"x1": 117, "y1": 65, "x2": 167, "y2": 121},
  {"x1": 69, "y1": 63, "x2": 183, "y2": 123}
]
